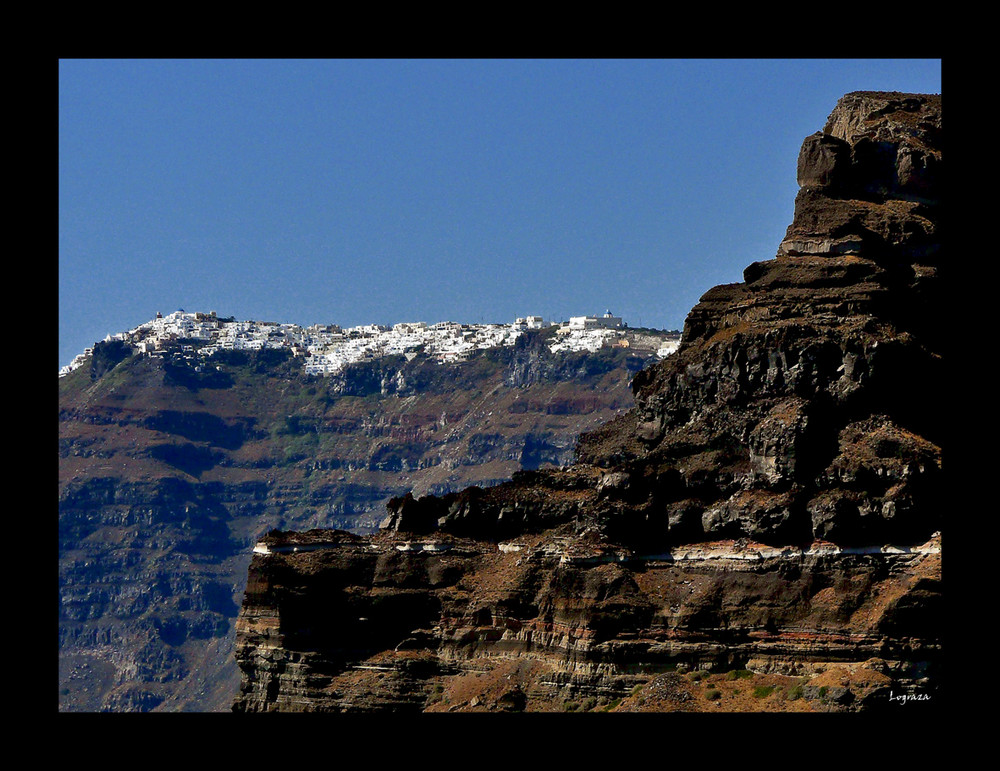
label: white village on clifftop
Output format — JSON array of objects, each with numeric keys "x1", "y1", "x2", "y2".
[{"x1": 59, "y1": 310, "x2": 681, "y2": 378}]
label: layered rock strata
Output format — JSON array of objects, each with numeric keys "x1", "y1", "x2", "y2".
[
  {"x1": 234, "y1": 528, "x2": 940, "y2": 712},
  {"x1": 233, "y1": 92, "x2": 943, "y2": 712},
  {"x1": 59, "y1": 334, "x2": 651, "y2": 711}
]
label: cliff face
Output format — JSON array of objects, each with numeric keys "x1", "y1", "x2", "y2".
[
  {"x1": 232, "y1": 92, "x2": 943, "y2": 713},
  {"x1": 59, "y1": 335, "x2": 656, "y2": 711},
  {"x1": 573, "y1": 91, "x2": 943, "y2": 549},
  {"x1": 380, "y1": 91, "x2": 943, "y2": 550},
  {"x1": 234, "y1": 530, "x2": 940, "y2": 712}
]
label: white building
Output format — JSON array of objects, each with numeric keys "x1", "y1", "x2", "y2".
[
  {"x1": 393, "y1": 322, "x2": 428, "y2": 333},
  {"x1": 568, "y1": 310, "x2": 622, "y2": 330},
  {"x1": 656, "y1": 340, "x2": 681, "y2": 358}
]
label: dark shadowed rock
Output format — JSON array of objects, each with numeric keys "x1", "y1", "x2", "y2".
[{"x1": 797, "y1": 131, "x2": 851, "y2": 191}]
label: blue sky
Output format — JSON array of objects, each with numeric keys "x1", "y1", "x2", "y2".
[{"x1": 59, "y1": 59, "x2": 941, "y2": 369}]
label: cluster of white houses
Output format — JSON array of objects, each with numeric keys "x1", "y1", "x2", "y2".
[{"x1": 60, "y1": 309, "x2": 680, "y2": 378}]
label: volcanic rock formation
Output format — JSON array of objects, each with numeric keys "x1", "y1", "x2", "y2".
[
  {"x1": 232, "y1": 92, "x2": 943, "y2": 713},
  {"x1": 382, "y1": 90, "x2": 943, "y2": 552}
]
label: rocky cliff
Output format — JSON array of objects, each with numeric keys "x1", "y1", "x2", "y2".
[
  {"x1": 58, "y1": 332, "x2": 662, "y2": 711},
  {"x1": 232, "y1": 92, "x2": 943, "y2": 713}
]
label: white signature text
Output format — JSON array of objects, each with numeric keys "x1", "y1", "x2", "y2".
[{"x1": 888, "y1": 690, "x2": 931, "y2": 704}]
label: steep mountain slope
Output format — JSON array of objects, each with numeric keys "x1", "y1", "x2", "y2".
[
  {"x1": 58, "y1": 328, "x2": 669, "y2": 711},
  {"x1": 232, "y1": 92, "x2": 943, "y2": 713}
]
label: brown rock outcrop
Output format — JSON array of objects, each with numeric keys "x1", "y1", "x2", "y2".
[
  {"x1": 233, "y1": 92, "x2": 943, "y2": 712},
  {"x1": 233, "y1": 528, "x2": 941, "y2": 712},
  {"x1": 379, "y1": 91, "x2": 943, "y2": 550}
]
